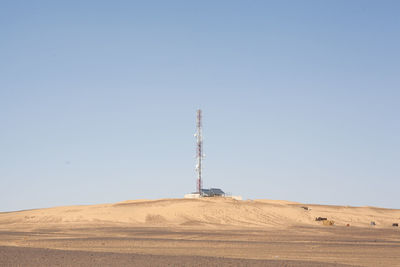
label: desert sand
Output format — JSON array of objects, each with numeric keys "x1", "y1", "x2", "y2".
[{"x1": 1, "y1": 198, "x2": 399, "y2": 266}]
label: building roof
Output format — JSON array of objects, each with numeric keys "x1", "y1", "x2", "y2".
[
  {"x1": 201, "y1": 188, "x2": 225, "y2": 196},
  {"x1": 201, "y1": 189, "x2": 210, "y2": 195},
  {"x1": 210, "y1": 188, "x2": 225, "y2": 195}
]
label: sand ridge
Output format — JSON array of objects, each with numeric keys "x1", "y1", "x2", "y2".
[
  {"x1": 1, "y1": 199, "x2": 400, "y2": 266},
  {"x1": 1, "y1": 198, "x2": 399, "y2": 229}
]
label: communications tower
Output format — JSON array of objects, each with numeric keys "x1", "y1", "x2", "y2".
[{"x1": 195, "y1": 109, "x2": 204, "y2": 195}]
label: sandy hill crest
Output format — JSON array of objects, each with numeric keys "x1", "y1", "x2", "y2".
[{"x1": 1, "y1": 198, "x2": 399, "y2": 229}]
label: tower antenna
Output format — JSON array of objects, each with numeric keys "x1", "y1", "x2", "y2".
[{"x1": 195, "y1": 109, "x2": 203, "y2": 195}]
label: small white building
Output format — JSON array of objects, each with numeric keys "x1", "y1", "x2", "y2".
[{"x1": 184, "y1": 193, "x2": 201, "y2": 198}]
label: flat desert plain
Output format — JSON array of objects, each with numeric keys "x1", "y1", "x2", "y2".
[{"x1": 1, "y1": 198, "x2": 399, "y2": 266}]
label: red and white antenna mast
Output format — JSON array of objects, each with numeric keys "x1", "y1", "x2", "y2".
[{"x1": 195, "y1": 109, "x2": 204, "y2": 195}]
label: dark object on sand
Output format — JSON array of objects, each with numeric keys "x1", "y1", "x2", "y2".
[
  {"x1": 301, "y1": 206, "x2": 309, "y2": 210},
  {"x1": 315, "y1": 217, "x2": 327, "y2": 221},
  {"x1": 370, "y1": 221, "x2": 376, "y2": 226},
  {"x1": 346, "y1": 224, "x2": 350, "y2": 227},
  {"x1": 393, "y1": 223, "x2": 398, "y2": 227}
]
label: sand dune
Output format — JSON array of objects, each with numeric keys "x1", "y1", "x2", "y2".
[
  {"x1": 1, "y1": 198, "x2": 399, "y2": 229},
  {"x1": 1, "y1": 198, "x2": 400, "y2": 266}
]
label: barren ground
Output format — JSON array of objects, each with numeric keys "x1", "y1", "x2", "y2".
[{"x1": 1, "y1": 198, "x2": 399, "y2": 266}]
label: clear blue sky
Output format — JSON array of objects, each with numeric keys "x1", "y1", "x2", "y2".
[{"x1": 1, "y1": 1, "x2": 399, "y2": 211}]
